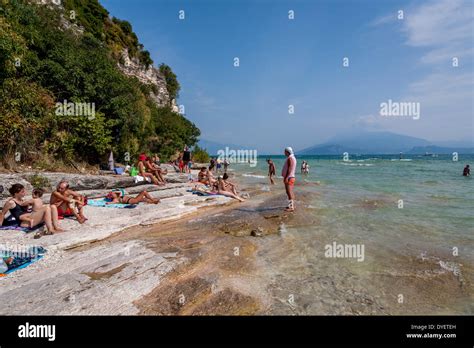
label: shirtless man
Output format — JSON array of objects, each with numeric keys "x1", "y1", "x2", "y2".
[
  {"x1": 50, "y1": 180, "x2": 88, "y2": 224},
  {"x1": 144, "y1": 156, "x2": 166, "y2": 185},
  {"x1": 282, "y1": 147, "x2": 297, "y2": 212},
  {"x1": 267, "y1": 159, "x2": 276, "y2": 185}
]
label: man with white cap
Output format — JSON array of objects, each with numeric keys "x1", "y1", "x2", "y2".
[{"x1": 282, "y1": 147, "x2": 297, "y2": 212}]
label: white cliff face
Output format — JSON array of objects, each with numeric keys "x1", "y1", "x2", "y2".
[{"x1": 118, "y1": 49, "x2": 176, "y2": 108}]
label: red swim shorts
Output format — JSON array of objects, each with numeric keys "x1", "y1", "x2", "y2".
[
  {"x1": 57, "y1": 207, "x2": 74, "y2": 217},
  {"x1": 285, "y1": 177, "x2": 296, "y2": 186}
]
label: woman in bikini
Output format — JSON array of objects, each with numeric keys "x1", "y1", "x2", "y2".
[
  {"x1": 137, "y1": 154, "x2": 161, "y2": 185},
  {"x1": 0, "y1": 184, "x2": 64, "y2": 233},
  {"x1": 106, "y1": 189, "x2": 160, "y2": 205},
  {"x1": 217, "y1": 176, "x2": 245, "y2": 202}
]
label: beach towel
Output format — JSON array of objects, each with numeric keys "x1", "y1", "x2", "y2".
[
  {"x1": 87, "y1": 198, "x2": 137, "y2": 209},
  {"x1": 188, "y1": 189, "x2": 221, "y2": 197},
  {"x1": 0, "y1": 222, "x2": 45, "y2": 233},
  {"x1": 0, "y1": 246, "x2": 46, "y2": 276},
  {"x1": 133, "y1": 175, "x2": 151, "y2": 184}
]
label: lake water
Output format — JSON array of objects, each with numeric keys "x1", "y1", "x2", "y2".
[{"x1": 230, "y1": 154, "x2": 473, "y2": 314}]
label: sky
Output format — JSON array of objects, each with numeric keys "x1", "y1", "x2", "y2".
[{"x1": 101, "y1": 0, "x2": 474, "y2": 153}]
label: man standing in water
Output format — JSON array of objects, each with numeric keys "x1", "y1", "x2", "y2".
[
  {"x1": 282, "y1": 147, "x2": 297, "y2": 212},
  {"x1": 267, "y1": 159, "x2": 276, "y2": 185}
]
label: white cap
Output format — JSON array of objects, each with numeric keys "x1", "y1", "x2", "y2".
[{"x1": 285, "y1": 147, "x2": 294, "y2": 155}]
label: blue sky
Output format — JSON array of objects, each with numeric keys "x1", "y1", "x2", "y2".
[{"x1": 101, "y1": 0, "x2": 473, "y2": 153}]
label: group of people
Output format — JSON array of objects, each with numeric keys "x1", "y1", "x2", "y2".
[
  {"x1": 197, "y1": 167, "x2": 246, "y2": 202},
  {"x1": 0, "y1": 179, "x2": 161, "y2": 235},
  {"x1": 136, "y1": 153, "x2": 167, "y2": 185},
  {"x1": 0, "y1": 181, "x2": 86, "y2": 234},
  {"x1": 170, "y1": 145, "x2": 192, "y2": 174}
]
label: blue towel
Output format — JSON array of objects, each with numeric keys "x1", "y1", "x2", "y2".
[
  {"x1": 88, "y1": 198, "x2": 137, "y2": 209},
  {"x1": 0, "y1": 246, "x2": 46, "y2": 275}
]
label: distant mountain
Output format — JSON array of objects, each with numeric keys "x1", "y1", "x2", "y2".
[
  {"x1": 197, "y1": 139, "x2": 253, "y2": 155},
  {"x1": 407, "y1": 146, "x2": 474, "y2": 154},
  {"x1": 297, "y1": 131, "x2": 431, "y2": 155}
]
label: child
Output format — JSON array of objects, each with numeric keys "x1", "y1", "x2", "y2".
[{"x1": 20, "y1": 188, "x2": 45, "y2": 229}]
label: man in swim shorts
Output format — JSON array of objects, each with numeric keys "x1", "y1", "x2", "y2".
[{"x1": 282, "y1": 147, "x2": 297, "y2": 212}]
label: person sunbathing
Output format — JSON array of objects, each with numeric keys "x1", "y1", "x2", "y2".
[
  {"x1": 221, "y1": 173, "x2": 240, "y2": 196},
  {"x1": 50, "y1": 180, "x2": 88, "y2": 224},
  {"x1": 137, "y1": 154, "x2": 161, "y2": 185},
  {"x1": 105, "y1": 190, "x2": 160, "y2": 205},
  {"x1": 0, "y1": 184, "x2": 64, "y2": 233},
  {"x1": 217, "y1": 176, "x2": 245, "y2": 202},
  {"x1": 198, "y1": 167, "x2": 208, "y2": 184},
  {"x1": 19, "y1": 188, "x2": 45, "y2": 229},
  {"x1": 206, "y1": 166, "x2": 217, "y2": 186},
  {"x1": 144, "y1": 156, "x2": 166, "y2": 184}
]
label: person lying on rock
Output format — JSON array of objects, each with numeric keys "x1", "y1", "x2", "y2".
[
  {"x1": 217, "y1": 176, "x2": 245, "y2": 202},
  {"x1": 50, "y1": 180, "x2": 88, "y2": 224},
  {"x1": 105, "y1": 190, "x2": 160, "y2": 205}
]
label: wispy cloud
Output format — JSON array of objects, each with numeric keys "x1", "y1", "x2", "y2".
[{"x1": 371, "y1": 0, "x2": 473, "y2": 140}]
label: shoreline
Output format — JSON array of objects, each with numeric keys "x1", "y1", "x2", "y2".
[{"x1": 1, "y1": 167, "x2": 472, "y2": 315}]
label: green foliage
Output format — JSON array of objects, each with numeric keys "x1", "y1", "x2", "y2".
[
  {"x1": 159, "y1": 64, "x2": 181, "y2": 101},
  {"x1": 27, "y1": 174, "x2": 51, "y2": 190},
  {"x1": 0, "y1": 0, "x2": 200, "y2": 168},
  {"x1": 192, "y1": 145, "x2": 210, "y2": 163}
]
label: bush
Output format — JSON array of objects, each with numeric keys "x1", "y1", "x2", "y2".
[
  {"x1": 27, "y1": 174, "x2": 51, "y2": 191},
  {"x1": 192, "y1": 145, "x2": 210, "y2": 163}
]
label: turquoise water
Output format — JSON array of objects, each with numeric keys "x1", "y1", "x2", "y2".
[{"x1": 231, "y1": 154, "x2": 474, "y2": 313}]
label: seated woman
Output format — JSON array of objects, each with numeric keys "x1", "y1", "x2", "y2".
[
  {"x1": 137, "y1": 154, "x2": 161, "y2": 185},
  {"x1": 50, "y1": 180, "x2": 88, "y2": 224},
  {"x1": 221, "y1": 173, "x2": 239, "y2": 196},
  {"x1": 206, "y1": 166, "x2": 217, "y2": 186},
  {"x1": 0, "y1": 184, "x2": 64, "y2": 233},
  {"x1": 217, "y1": 176, "x2": 245, "y2": 202},
  {"x1": 144, "y1": 156, "x2": 166, "y2": 184},
  {"x1": 106, "y1": 189, "x2": 160, "y2": 205}
]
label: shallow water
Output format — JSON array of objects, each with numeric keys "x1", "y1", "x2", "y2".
[{"x1": 229, "y1": 154, "x2": 474, "y2": 314}]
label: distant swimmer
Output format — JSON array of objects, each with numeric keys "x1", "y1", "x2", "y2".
[
  {"x1": 463, "y1": 165, "x2": 470, "y2": 177},
  {"x1": 267, "y1": 159, "x2": 276, "y2": 185},
  {"x1": 282, "y1": 147, "x2": 297, "y2": 212},
  {"x1": 399, "y1": 152, "x2": 403, "y2": 160},
  {"x1": 301, "y1": 160, "x2": 309, "y2": 175}
]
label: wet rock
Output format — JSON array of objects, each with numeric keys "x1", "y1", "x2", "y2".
[{"x1": 251, "y1": 227, "x2": 264, "y2": 237}]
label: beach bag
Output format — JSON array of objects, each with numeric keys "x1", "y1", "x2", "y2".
[{"x1": 130, "y1": 166, "x2": 139, "y2": 177}]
